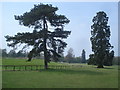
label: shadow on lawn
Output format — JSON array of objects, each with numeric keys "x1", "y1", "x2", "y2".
[
  {"x1": 39, "y1": 68, "x2": 105, "y2": 75},
  {"x1": 103, "y1": 67, "x2": 114, "y2": 69},
  {"x1": 93, "y1": 67, "x2": 114, "y2": 69}
]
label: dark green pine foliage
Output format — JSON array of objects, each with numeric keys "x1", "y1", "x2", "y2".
[
  {"x1": 90, "y1": 11, "x2": 114, "y2": 68},
  {"x1": 88, "y1": 54, "x2": 96, "y2": 65},
  {"x1": 5, "y1": 3, "x2": 71, "y2": 69}
]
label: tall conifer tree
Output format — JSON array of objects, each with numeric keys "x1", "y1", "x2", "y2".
[
  {"x1": 5, "y1": 3, "x2": 71, "y2": 69},
  {"x1": 90, "y1": 11, "x2": 114, "y2": 68}
]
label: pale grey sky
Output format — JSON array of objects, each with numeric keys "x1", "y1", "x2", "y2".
[{"x1": 0, "y1": 2, "x2": 118, "y2": 58}]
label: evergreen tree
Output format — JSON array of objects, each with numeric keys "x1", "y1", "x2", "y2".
[
  {"x1": 81, "y1": 49, "x2": 86, "y2": 63},
  {"x1": 90, "y1": 11, "x2": 114, "y2": 68},
  {"x1": 5, "y1": 3, "x2": 71, "y2": 69},
  {"x1": 104, "y1": 50, "x2": 114, "y2": 66},
  {"x1": 88, "y1": 54, "x2": 96, "y2": 65}
]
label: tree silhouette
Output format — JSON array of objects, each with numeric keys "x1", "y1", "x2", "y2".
[
  {"x1": 5, "y1": 3, "x2": 71, "y2": 69},
  {"x1": 90, "y1": 11, "x2": 114, "y2": 68},
  {"x1": 81, "y1": 49, "x2": 86, "y2": 63}
]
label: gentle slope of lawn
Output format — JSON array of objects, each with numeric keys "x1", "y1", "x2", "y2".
[{"x1": 2, "y1": 58, "x2": 118, "y2": 88}]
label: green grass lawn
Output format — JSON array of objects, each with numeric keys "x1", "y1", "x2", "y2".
[
  {"x1": 2, "y1": 58, "x2": 119, "y2": 88},
  {"x1": 2, "y1": 57, "x2": 64, "y2": 65}
]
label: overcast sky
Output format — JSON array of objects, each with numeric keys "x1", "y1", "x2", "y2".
[{"x1": 0, "y1": 2, "x2": 118, "y2": 58}]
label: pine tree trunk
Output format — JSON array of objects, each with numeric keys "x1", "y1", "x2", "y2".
[
  {"x1": 44, "y1": 52, "x2": 48, "y2": 69},
  {"x1": 97, "y1": 56, "x2": 104, "y2": 68},
  {"x1": 43, "y1": 38, "x2": 48, "y2": 69},
  {"x1": 43, "y1": 17, "x2": 48, "y2": 69},
  {"x1": 97, "y1": 64, "x2": 104, "y2": 68}
]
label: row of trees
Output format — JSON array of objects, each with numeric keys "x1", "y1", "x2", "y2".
[
  {"x1": 2, "y1": 47, "x2": 118, "y2": 65},
  {"x1": 1, "y1": 48, "x2": 86, "y2": 63},
  {"x1": 0, "y1": 49, "x2": 27, "y2": 58},
  {"x1": 1, "y1": 48, "x2": 119, "y2": 65},
  {"x1": 64, "y1": 48, "x2": 86, "y2": 63}
]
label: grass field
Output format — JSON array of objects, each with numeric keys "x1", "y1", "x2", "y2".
[{"x1": 2, "y1": 58, "x2": 119, "y2": 88}]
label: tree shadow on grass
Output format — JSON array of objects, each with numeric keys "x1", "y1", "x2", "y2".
[
  {"x1": 39, "y1": 68, "x2": 105, "y2": 75},
  {"x1": 93, "y1": 66, "x2": 115, "y2": 70},
  {"x1": 103, "y1": 67, "x2": 114, "y2": 69},
  {"x1": 93, "y1": 67, "x2": 114, "y2": 69}
]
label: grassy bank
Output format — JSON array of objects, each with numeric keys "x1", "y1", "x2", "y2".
[{"x1": 2, "y1": 58, "x2": 118, "y2": 88}]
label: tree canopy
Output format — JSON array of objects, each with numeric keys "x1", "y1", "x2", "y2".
[{"x1": 5, "y1": 3, "x2": 71, "y2": 69}]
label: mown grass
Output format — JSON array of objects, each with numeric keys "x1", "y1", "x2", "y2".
[
  {"x1": 2, "y1": 58, "x2": 119, "y2": 88},
  {"x1": 2, "y1": 57, "x2": 64, "y2": 65}
]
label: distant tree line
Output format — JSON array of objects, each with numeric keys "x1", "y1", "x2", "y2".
[
  {"x1": 112, "y1": 56, "x2": 120, "y2": 65},
  {"x1": 0, "y1": 49, "x2": 27, "y2": 58},
  {"x1": 1, "y1": 48, "x2": 119, "y2": 65},
  {"x1": 0, "y1": 48, "x2": 45, "y2": 59},
  {"x1": 58, "y1": 48, "x2": 87, "y2": 63},
  {"x1": 1, "y1": 48, "x2": 85, "y2": 63}
]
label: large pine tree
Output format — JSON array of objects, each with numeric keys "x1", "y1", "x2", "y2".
[
  {"x1": 90, "y1": 11, "x2": 114, "y2": 68},
  {"x1": 5, "y1": 3, "x2": 71, "y2": 69}
]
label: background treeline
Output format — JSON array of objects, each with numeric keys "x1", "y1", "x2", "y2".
[
  {"x1": 0, "y1": 48, "x2": 44, "y2": 59},
  {"x1": 0, "y1": 48, "x2": 85, "y2": 63},
  {"x1": 0, "y1": 48, "x2": 83, "y2": 63},
  {"x1": 0, "y1": 48, "x2": 119, "y2": 65},
  {"x1": 0, "y1": 49, "x2": 27, "y2": 58}
]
